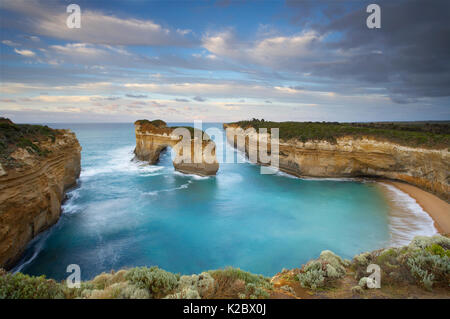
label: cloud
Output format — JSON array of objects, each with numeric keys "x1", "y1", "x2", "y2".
[
  {"x1": 23, "y1": 35, "x2": 40, "y2": 42},
  {"x1": 193, "y1": 96, "x2": 206, "y2": 102},
  {"x1": 290, "y1": 0, "x2": 450, "y2": 102},
  {"x1": 1, "y1": 0, "x2": 195, "y2": 47},
  {"x1": 90, "y1": 96, "x2": 121, "y2": 101},
  {"x1": 125, "y1": 94, "x2": 148, "y2": 98},
  {"x1": 2, "y1": 40, "x2": 20, "y2": 46},
  {"x1": 202, "y1": 30, "x2": 321, "y2": 67},
  {"x1": 14, "y1": 48, "x2": 35, "y2": 57},
  {"x1": 1, "y1": 0, "x2": 449, "y2": 121},
  {"x1": 200, "y1": 1, "x2": 450, "y2": 103},
  {"x1": 39, "y1": 43, "x2": 137, "y2": 67},
  {"x1": 50, "y1": 43, "x2": 105, "y2": 56}
]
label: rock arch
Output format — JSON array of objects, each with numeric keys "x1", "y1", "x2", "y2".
[{"x1": 134, "y1": 120, "x2": 219, "y2": 176}]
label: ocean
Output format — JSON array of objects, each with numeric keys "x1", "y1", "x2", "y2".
[{"x1": 13, "y1": 123, "x2": 437, "y2": 280}]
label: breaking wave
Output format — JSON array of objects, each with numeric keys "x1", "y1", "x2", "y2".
[{"x1": 379, "y1": 183, "x2": 437, "y2": 247}]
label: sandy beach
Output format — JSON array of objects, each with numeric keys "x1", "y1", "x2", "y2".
[{"x1": 383, "y1": 181, "x2": 450, "y2": 234}]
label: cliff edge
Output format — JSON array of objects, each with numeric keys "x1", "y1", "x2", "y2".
[
  {"x1": 134, "y1": 119, "x2": 219, "y2": 176},
  {"x1": 224, "y1": 120, "x2": 449, "y2": 201},
  {"x1": 0, "y1": 119, "x2": 81, "y2": 269}
]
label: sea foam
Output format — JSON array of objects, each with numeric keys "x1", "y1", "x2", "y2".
[
  {"x1": 81, "y1": 146, "x2": 164, "y2": 179},
  {"x1": 379, "y1": 183, "x2": 437, "y2": 247}
]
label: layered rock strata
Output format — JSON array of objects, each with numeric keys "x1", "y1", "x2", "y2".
[
  {"x1": 224, "y1": 124, "x2": 449, "y2": 201},
  {"x1": 0, "y1": 123, "x2": 81, "y2": 269},
  {"x1": 134, "y1": 120, "x2": 219, "y2": 176}
]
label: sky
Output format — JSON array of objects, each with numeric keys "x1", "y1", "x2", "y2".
[{"x1": 0, "y1": 0, "x2": 449, "y2": 123}]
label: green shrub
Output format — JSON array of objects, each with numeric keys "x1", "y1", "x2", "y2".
[
  {"x1": 244, "y1": 283, "x2": 270, "y2": 299},
  {"x1": 82, "y1": 282, "x2": 150, "y2": 299},
  {"x1": 298, "y1": 260, "x2": 326, "y2": 289},
  {"x1": 350, "y1": 235, "x2": 450, "y2": 290},
  {"x1": 297, "y1": 250, "x2": 348, "y2": 289},
  {"x1": 208, "y1": 267, "x2": 271, "y2": 289},
  {"x1": 208, "y1": 267, "x2": 272, "y2": 299},
  {"x1": 0, "y1": 119, "x2": 59, "y2": 166},
  {"x1": 165, "y1": 287, "x2": 201, "y2": 299},
  {"x1": 405, "y1": 249, "x2": 449, "y2": 291},
  {"x1": 124, "y1": 266, "x2": 179, "y2": 298},
  {"x1": 164, "y1": 272, "x2": 215, "y2": 299},
  {"x1": 426, "y1": 244, "x2": 450, "y2": 258},
  {"x1": 408, "y1": 235, "x2": 450, "y2": 250},
  {"x1": 403, "y1": 235, "x2": 450, "y2": 290},
  {"x1": 0, "y1": 270, "x2": 65, "y2": 299}
]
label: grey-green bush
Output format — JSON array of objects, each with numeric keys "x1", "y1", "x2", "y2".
[
  {"x1": 125, "y1": 266, "x2": 179, "y2": 298},
  {"x1": 297, "y1": 250, "x2": 348, "y2": 289}
]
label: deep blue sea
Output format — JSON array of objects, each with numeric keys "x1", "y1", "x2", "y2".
[{"x1": 14, "y1": 123, "x2": 436, "y2": 280}]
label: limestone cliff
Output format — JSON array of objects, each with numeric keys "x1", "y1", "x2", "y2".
[
  {"x1": 134, "y1": 120, "x2": 219, "y2": 176},
  {"x1": 0, "y1": 120, "x2": 81, "y2": 269},
  {"x1": 224, "y1": 124, "x2": 449, "y2": 201}
]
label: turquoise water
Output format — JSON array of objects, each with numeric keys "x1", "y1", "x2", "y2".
[{"x1": 15, "y1": 123, "x2": 407, "y2": 280}]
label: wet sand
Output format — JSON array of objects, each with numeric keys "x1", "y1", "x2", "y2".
[{"x1": 383, "y1": 181, "x2": 450, "y2": 234}]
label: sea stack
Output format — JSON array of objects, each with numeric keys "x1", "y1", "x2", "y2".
[
  {"x1": 0, "y1": 119, "x2": 81, "y2": 269},
  {"x1": 134, "y1": 119, "x2": 219, "y2": 176}
]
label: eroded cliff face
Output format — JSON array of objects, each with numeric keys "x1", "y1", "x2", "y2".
[
  {"x1": 224, "y1": 125, "x2": 449, "y2": 201},
  {"x1": 134, "y1": 120, "x2": 219, "y2": 176},
  {"x1": 0, "y1": 128, "x2": 81, "y2": 269}
]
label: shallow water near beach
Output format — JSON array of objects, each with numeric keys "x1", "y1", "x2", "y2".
[{"x1": 14, "y1": 123, "x2": 436, "y2": 280}]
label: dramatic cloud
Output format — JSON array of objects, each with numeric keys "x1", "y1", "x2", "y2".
[
  {"x1": 200, "y1": 0, "x2": 450, "y2": 104},
  {"x1": 1, "y1": 0, "x2": 449, "y2": 122},
  {"x1": 0, "y1": 0, "x2": 195, "y2": 46}
]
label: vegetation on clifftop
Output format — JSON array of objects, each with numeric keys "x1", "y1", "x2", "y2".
[
  {"x1": 135, "y1": 119, "x2": 167, "y2": 128},
  {"x1": 0, "y1": 117, "x2": 61, "y2": 168},
  {"x1": 135, "y1": 119, "x2": 211, "y2": 141},
  {"x1": 1, "y1": 235, "x2": 448, "y2": 299},
  {"x1": 229, "y1": 119, "x2": 450, "y2": 149}
]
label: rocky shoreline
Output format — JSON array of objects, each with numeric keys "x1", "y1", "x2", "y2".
[{"x1": 223, "y1": 123, "x2": 449, "y2": 201}]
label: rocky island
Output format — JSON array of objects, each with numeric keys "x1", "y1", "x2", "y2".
[
  {"x1": 134, "y1": 119, "x2": 219, "y2": 176},
  {"x1": 0, "y1": 118, "x2": 81, "y2": 270}
]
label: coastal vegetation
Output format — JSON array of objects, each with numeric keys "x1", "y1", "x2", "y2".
[
  {"x1": 1, "y1": 235, "x2": 448, "y2": 299},
  {"x1": 0, "y1": 117, "x2": 60, "y2": 168},
  {"x1": 135, "y1": 119, "x2": 211, "y2": 141},
  {"x1": 229, "y1": 119, "x2": 450, "y2": 149},
  {"x1": 297, "y1": 250, "x2": 350, "y2": 289}
]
